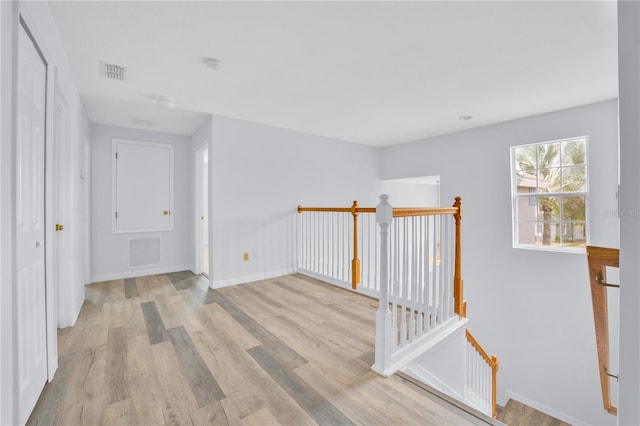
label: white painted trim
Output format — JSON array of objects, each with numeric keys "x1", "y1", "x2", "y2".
[
  {"x1": 212, "y1": 269, "x2": 296, "y2": 288},
  {"x1": 374, "y1": 317, "x2": 468, "y2": 377},
  {"x1": 89, "y1": 264, "x2": 192, "y2": 284},
  {"x1": 403, "y1": 364, "x2": 468, "y2": 405},
  {"x1": 207, "y1": 139, "x2": 214, "y2": 289},
  {"x1": 504, "y1": 390, "x2": 589, "y2": 426},
  {"x1": 193, "y1": 144, "x2": 208, "y2": 275},
  {"x1": 297, "y1": 269, "x2": 380, "y2": 299},
  {"x1": 0, "y1": 2, "x2": 18, "y2": 424}
]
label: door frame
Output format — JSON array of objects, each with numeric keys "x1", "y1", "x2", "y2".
[
  {"x1": 194, "y1": 144, "x2": 209, "y2": 276},
  {"x1": 51, "y1": 69, "x2": 74, "y2": 328}
]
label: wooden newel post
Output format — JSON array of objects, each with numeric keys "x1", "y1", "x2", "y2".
[
  {"x1": 453, "y1": 197, "x2": 466, "y2": 317},
  {"x1": 373, "y1": 194, "x2": 393, "y2": 376},
  {"x1": 491, "y1": 355, "x2": 499, "y2": 419},
  {"x1": 351, "y1": 200, "x2": 360, "y2": 289}
]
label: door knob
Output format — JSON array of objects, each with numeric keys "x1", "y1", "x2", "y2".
[
  {"x1": 201, "y1": 216, "x2": 205, "y2": 220},
  {"x1": 55, "y1": 224, "x2": 64, "y2": 231},
  {"x1": 163, "y1": 210, "x2": 170, "y2": 216}
]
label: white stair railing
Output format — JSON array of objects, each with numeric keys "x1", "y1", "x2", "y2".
[
  {"x1": 373, "y1": 195, "x2": 464, "y2": 376},
  {"x1": 297, "y1": 202, "x2": 379, "y2": 297},
  {"x1": 298, "y1": 195, "x2": 499, "y2": 419},
  {"x1": 465, "y1": 329, "x2": 499, "y2": 418}
]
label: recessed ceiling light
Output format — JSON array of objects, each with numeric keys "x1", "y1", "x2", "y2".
[
  {"x1": 458, "y1": 115, "x2": 473, "y2": 121},
  {"x1": 205, "y1": 58, "x2": 223, "y2": 71},
  {"x1": 155, "y1": 96, "x2": 175, "y2": 109}
]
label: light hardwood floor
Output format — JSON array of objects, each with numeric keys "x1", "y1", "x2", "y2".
[{"x1": 28, "y1": 272, "x2": 493, "y2": 425}]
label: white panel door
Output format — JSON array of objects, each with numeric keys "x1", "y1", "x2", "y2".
[
  {"x1": 114, "y1": 140, "x2": 174, "y2": 232},
  {"x1": 16, "y1": 23, "x2": 48, "y2": 425}
]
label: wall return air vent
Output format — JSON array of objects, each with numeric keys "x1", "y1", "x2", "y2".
[{"x1": 101, "y1": 62, "x2": 127, "y2": 81}]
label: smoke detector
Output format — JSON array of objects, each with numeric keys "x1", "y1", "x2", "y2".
[
  {"x1": 155, "y1": 96, "x2": 175, "y2": 109},
  {"x1": 100, "y1": 62, "x2": 127, "y2": 81},
  {"x1": 205, "y1": 58, "x2": 223, "y2": 71}
]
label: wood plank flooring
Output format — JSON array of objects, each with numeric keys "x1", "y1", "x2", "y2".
[
  {"x1": 28, "y1": 272, "x2": 493, "y2": 425},
  {"x1": 498, "y1": 400, "x2": 570, "y2": 426}
]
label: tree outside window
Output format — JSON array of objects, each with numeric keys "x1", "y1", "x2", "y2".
[{"x1": 512, "y1": 137, "x2": 588, "y2": 251}]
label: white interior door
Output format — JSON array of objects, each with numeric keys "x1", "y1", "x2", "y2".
[{"x1": 16, "y1": 22, "x2": 48, "y2": 424}]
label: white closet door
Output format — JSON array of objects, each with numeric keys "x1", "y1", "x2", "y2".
[
  {"x1": 113, "y1": 139, "x2": 174, "y2": 233},
  {"x1": 16, "y1": 22, "x2": 48, "y2": 425}
]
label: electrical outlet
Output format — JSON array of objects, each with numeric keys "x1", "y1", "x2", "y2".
[{"x1": 243, "y1": 252, "x2": 249, "y2": 261}]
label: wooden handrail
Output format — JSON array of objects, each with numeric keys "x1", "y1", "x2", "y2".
[
  {"x1": 297, "y1": 206, "x2": 353, "y2": 213},
  {"x1": 466, "y1": 329, "x2": 499, "y2": 419},
  {"x1": 586, "y1": 245, "x2": 619, "y2": 416},
  {"x1": 297, "y1": 205, "x2": 457, "y2": 216},
  {"x1": 393, "y1": 207, "x2": 459, "y2": 217}
]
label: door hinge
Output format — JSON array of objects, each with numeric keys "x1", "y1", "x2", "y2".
[
  {"x1": 115, "y1": 211, "x2": 118, "y2": 219},
  {"x1": 115, "y1": 152, "x2": 119, "y2": 159}
]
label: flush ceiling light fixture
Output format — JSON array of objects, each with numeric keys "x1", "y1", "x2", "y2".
[
  {"x1": 155, "y1": 96, "x2": 175, "y2": 109},
  {"x1": 458, "y1": 115, "x2": 473, "y2": 121},
  {"x1": 205, "y1": 58, "x2": 223, "y2": 71}
]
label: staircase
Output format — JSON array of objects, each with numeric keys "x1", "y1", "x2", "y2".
[
  {"x1": 297, "y1": 195, "x2": 500, "y2": 419},
  {"x1": 498, "y1": 399, "x2": 571, "y2": 426}
]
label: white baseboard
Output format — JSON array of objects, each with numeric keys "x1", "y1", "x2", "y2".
[
  {"x1": 211, "y1": 268, "x2": 296, "y2": 289},
  {"x1": 89, "y1": 264, "x2": 193, "y2": 283},
  {"x1": 296, "y1": 269, "x2": 380, "y2": 299},
  {"x1": 504, "y1": 390, "x2": 588, "y2": 426}
]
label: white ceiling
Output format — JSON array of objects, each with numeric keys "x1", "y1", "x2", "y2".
[{"x1": 48, "y1": 1, "x2": 618, "y2": 147}]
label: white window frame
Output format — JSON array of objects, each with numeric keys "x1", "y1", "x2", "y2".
[{"x1": 510, "y1": 136, "x2": 589, "y2": 253}]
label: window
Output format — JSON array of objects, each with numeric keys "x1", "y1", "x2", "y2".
[{"x1": 511, "y1": 136, "x2": 588, "y2": 252}]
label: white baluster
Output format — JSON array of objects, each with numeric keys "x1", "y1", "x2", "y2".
[
  {"x1": 423, "y1": 215, "x2": 430, "y2": 332},
  {"x1": 417, "y1": 216, "x2": 424, "y2": 337},
  {"x1": 431, "y1": 215, "x2": 438, "y2": 326},
  {"x1": 442, "y1": 215, "x2": 450, "y2": 321},
  {"x1": 400, "y1": 218, "x2": 408, "y2": 346},
  {"x1": 307, "y1": 213, "x2": 311, "y2": 271},
  {"x1": 393, "y1": 219, "x2": 399, "y2": 348},
  {"x1": 438, "y1": 215, "x2": 445, "y2": 325}
]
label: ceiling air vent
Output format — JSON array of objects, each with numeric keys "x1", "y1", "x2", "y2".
[{"x1": 100, "y1": 62, "x2": 127, "y2": 81}]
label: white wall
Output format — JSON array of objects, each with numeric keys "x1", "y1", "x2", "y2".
[
  {"x1": 617, "y1": 1, "x2": 640, "y2": 424},
  {"x1": 382, "y1": 100, "x2": 619, "y2": 425},
  {"x1": 379, "y1": 180, "x2": 439, "y2": 207},
  {"x1": 209, "y1": 115, "x2": 381, "y2": 287},
  {"x1": 90, "y1": 124, "x2": 192, "y2": 282}
]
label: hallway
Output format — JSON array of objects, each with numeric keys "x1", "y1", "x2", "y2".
[{"x1": 28, "y1": 273, "x2": 491, "y2": 425}]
